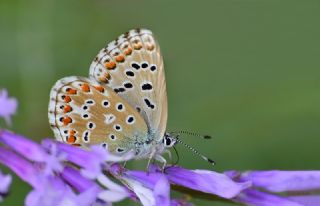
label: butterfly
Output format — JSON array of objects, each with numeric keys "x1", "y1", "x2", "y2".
[{"x1": 48, "y1": 28, "x2": 179, "y2": 164}]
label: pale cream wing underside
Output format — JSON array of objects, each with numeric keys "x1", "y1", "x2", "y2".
[
  {"x1": 48, "y1": 76, "x2": 148, "y2": 154},
  {"x1": 89, "y1": 29, "x2": 167, "y2": 141}
]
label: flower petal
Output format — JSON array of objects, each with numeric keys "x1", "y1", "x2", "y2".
[
  {"x1": 288, "y1": 195, "x2": 320, "y2": 206},
  {"x1": 42, "y1": 139, "x2": 104, "y2": 179},
  {"x1": 0, "y1": 130, "x2": 48, "y2": 162},
  {"x1": 126, "y1": 168, "x2": 170, "y2": 205},
  {"x1": 235, "y1": 189, "x2": 304, "y2": 206},
  {"x1": 242, "y1": 171, "x2": 320, "y2": 192},
  {"x1": 97, "y1": 173, "x2": 128, "y2": 193},
  {"x1": 61, "y1": 166, "x2": 100, "y2": 193},
  {"x1": 170, "y1": 199, "x2": 193, "y2": 206},
  {"x1": 165, "y1": 166, "x2": 251, "y2": 199},
  {"x1": 0, "y1": 170, "x2": 12, "y2": 202},
  {"x1": 0, "y1": 89, "x2": 17, "y2": 126},
  {"x1": 126, "y1": 170, "x2": 163, "y2": 189},
  {"x1": 98, "y1": 190, "x2": 129, "y2": 202},
  {"x1": 0, "y1": 147, "x2": 43, "y2": 189},
  {"x1": 25, "y1": 176, "x2": 101, "y2": 206},
  {"x1": 121, "y1": 176, "x2": 155, "y2": 206},
  {"x1": 154, "y1": 175, "x2": 170, "y2": 206}
]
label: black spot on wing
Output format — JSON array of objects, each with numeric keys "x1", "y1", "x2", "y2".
[
  {"x1": 141, "y1": 83, "x2": 153, "y2": 91},
  {"x1": 131, "y1": 63, "x2": 140, "y2": 70},
  {"x1": 114, "y1": 88, "x2": 126, "y2": 93},
  {"x1": 124, "y1": 82, "x2": 133, "y2": 89},
  {"x1": 144, "y1": 98, "x2": 155, "y2": 109},
  {"x1": 125, "y1": 71, "x2": 135, "y2": 77}
]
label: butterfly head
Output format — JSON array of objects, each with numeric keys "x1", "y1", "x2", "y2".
[{"x1": 162, "y1": 132, "x2": 177, "y2": 148}]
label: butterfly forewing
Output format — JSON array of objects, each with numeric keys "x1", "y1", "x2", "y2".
[
  {"x1": 48, "y1": 76, "x2": 148, "y2": 154},
  {"x1": 89, "y1": 29, "x2": 168, "y2": 141}
]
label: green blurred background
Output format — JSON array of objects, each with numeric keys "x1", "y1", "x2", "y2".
[{"x1": 1, "y1": 0, "x2": 320, "y2": 205}]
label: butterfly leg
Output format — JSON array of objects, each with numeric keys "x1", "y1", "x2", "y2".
[
  {"x1": 163, "y1": 150, "x2": 172, "y2": 161},
  {"x1": 146, "y1": 149, "x2": 157, "y2": 173},
  {"x1": 155, "y1": 154, "x2": 167, "y2": 172}
]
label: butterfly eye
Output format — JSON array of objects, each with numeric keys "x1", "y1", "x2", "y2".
[{"x1": 165, "y1": 137, "x2": 174, "y2": 147}]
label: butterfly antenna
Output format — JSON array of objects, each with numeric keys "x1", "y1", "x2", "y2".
[
  {"x1": 172, "y1": 146, "x2": 180, "y2": 166},
  {"x1": 175, "y1": 137, "x2": 216, "y2": 166},
  {"x1": 172, "y1": 130, "x2": 212, "y2": 140}
]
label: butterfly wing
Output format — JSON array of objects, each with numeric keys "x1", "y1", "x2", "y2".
[
  {"x1": 48, "y1": 76, "x2": 148, "y2": 154},
  {"x1": 89, "y1": 29, "x2": 167, "y2": 142}
]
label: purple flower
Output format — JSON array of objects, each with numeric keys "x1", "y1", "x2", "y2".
[
  {"x1": 240, "y1": 170, "x2": 320, "y2": 192},
  {"x1": 228, "y1": 170, "x2": 320, "y2": 206},
  {"x1": 0, "y1": 170, "x2": 12, "y2": 202},
  {"x1": 235, "y1": 189, "x2": 304, "y2": 206},
  {"x1": 170, "y1": 199, "x2": 194, "y2": 206},
  {"x1": 288, "y1": 195, "x2": 320, "y2": 206},
  {"x1": 165, "y1": 166, "x2": 251, "y2": 199},
  {"x1": 2, "y1": 130, "x2": 320, "y2": 206},
  {"x1": 0, "y1": 131, "x2": 129, "y2": 205},
  {"x1": 0, "y1": 89, "x2": 17, "y2": 126},
  {"x1": 25, "y1": 176, "x2": 99, "y2": 206},
  {"x1": 124, "y1": 169, "x2": 171, "y2": 206}
]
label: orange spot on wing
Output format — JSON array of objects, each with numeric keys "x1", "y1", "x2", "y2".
[
  {"x1": 64, "y1": 96, "x2": 71, "y2": 103},
  {"x1": 124, "y1": 48, "x2": 132, "y2": 56},
  {"x1": 81, "y1": 84, "x2": 90, "y2": 92},
  {"x1": 69, "y1": 130, "x2": 76, "y2": 135},
  {"x1": 67, "y1": 88, "x2": 77, "y2": 95},
  {"x1": 133, "y1": 43, "x2": 142, "y2": 50},
  {"x1": 99, "y1": 73, "x2": 111, "y2": 83},
  {"x1": 146, "y1": 44, "x2": 155, "y2": 51},
  {"x1": 67, "y1": 135, "x2": 76, "y2": 144},
  {"x1": 115, "y1": 55, "x2": 125, "y2": 62},
  {"x1": 72, "y1": 143, "x2": 82, "y2": 147},
  {"x1": 104, "y1": 61, "x2": 116, "y2": 70},
  {"x1": 63, "y1": 105, "x2": 72, "y2": 113},
  {"x1": 104, "y1": 72, "x2": 111, "y2": 80},
  {"x1": 94, "y1": 85, "x2": 105, "y2": 93},
  {"x1": 63, "y1": 116, "x2": 72, "y2": 125}
]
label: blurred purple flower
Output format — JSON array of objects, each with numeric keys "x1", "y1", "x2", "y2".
[
  {"x1": 240, "y1": 170, "x2": 320, "y2": 192},
  {"x1": 0, "y1": 89, "x2": 17, "y2": 126},
  {"x1": 165, "y1": 166, "x2": 251, "y2": 199},
  {"x1": 1, "y1": 130, "x2": 320, "y2": 206},
  {"x1": 227, "y1": 170, "x2": 320, "y2": 206},
  {"x1": 0, "y1": 170, "x2": 12, "y2": 202}
]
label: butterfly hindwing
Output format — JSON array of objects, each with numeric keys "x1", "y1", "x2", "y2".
[
  {"x1": 48, "y1": 76, "x2": 148, "y2": 154},
  {"x1": 89, "y1": 29, "x2": 168, "y2": 142}
]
